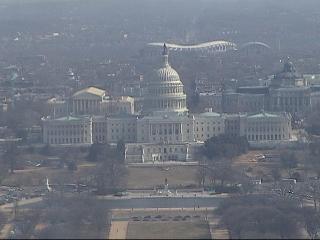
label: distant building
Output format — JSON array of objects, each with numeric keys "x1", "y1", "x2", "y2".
[
  {"x1": 244, "y1": 111, "x2": 292, "y2": 147},
  {"x1": 105, "y1": 115, "x2": 137, "y2": 143},
  {"x1": 199, "y1": 58, "x2": 320, "y2": 117},
  {"x1": 143, "y1": 44, "x2": 187, "y2": 115},
  {"x1": 42, "y1": 115, "x2": 92, "y2": 145},
  {"x1": 41, "y1": 45, "x2": 296, "y2": 162},
  {"x1": 199, "y1": 93, "x2": 222, "y2": 112},
  {"x1": 47, "y1": 97, "x2": 69, "y2": 118},
  {"x1": 101, "y1": 96, "x2": 135, "y2": 115},
  {"x1": 193, "y1": 111, "x2": 225, "y2": 141},
  {"x1": 46, "y1": 87, "x2": 135, "y2": 118},
  {"x1": 71, "y1": 87, "x2": 106, "y2": 115}
]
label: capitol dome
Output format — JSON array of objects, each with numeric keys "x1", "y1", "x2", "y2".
[
  {"x1": 156, "y1": 66, "x2": 180, "y2": 82},
  {"x1": 144, "y1": 44, "x2": 188, "y2": 114}
]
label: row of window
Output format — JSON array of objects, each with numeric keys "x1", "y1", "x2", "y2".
[
  {"x1": 47, "y1": 137, "x2": 89, "y2": 144},
  {"x1": 196, "y1": 133, "x2": 219, "y2": 139},
  {"x1": 47, "y1": 124, "x2": 88, "y2": 129},
  {"x1": 195, "y1": 121, "x2": 221, "y2": 125},
  {"x1": 110, "y1": 135, "x2": 135, "y2": 140},
  {"x1": 150, "y1": 87, "x2": 183, "y2": 95},
  {"x1": 238, "y1": 101, "x2": 263, "y2": 107},
  {"x1": 152, "y1": 129, "x2": 181, "y2": 135},
  {"x1": 274, "y1": 99, "x2": 309, "y2": 106},
  {"x1": 146, "y1": 147, "x2": 185, "y2": 154},
  {"x1": 93, "y1": 128, "x2": 106, "y2": 133},
  {"x1": 154, "y1": 99, "x2": 186, "y2": 108},
  {"x1": 111, "y1": 128, "x2": 136, "y2": 133},
  {"x1": 195, "y1": 127, "x2": 221, "y2": 132},
  {"x1": 111, "y1": 123, "x2": 136, "y2": 127},
  {"x1": 94, "y1": 135, "x2": 106, "y2": 142},
  {"x1": 46, "y1": 130, "x2": 88, "y2": 135},
  {"x1": 247, "y1": 134, "x2": 286, "y2": 141},
  {"x1": 151, "y1": 136, "x2": 181, "y2": 142}
]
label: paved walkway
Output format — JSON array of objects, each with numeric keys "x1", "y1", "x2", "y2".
[
  {"x1": 108, "y1": 221, "x2": 128, "y2": 239},
  {"x1": 0, "y1": 222, "x2": 13, "y2": 239},
  {"x1": 208, "y1": 216, "x2": 229, "y2": 239},
  {"x1": 0, "y1": 197, "x2": 43, "y2": 212}
]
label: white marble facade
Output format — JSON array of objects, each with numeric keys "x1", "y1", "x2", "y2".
[{"x1": 42, "y1": 44, "x2": 295, "y2": 162}]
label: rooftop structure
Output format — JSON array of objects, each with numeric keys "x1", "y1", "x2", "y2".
[{"x1": 72, "y1": 86, "x2": 106, "y2": 99}]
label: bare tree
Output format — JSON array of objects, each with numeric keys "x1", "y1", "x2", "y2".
[
  {"x1": 195, "y1": 159, "x2": 207, "y2": 187},
  {"x1": 3, "y1": 143, "x2": 19, "y2": 174},
  {"x1": 302, "y1": 207, "x2": 320, "y2": 239}
]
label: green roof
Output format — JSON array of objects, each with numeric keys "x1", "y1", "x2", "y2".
[
  {"x1": 248, "y1": 112, "x2": 279, "y2": 118},
  {"x1": 55, "y1": 116, "x2": 86, "y2": 121},
  {"x1": 199, "y1": 112, "x2": 221, "y2": 117}
]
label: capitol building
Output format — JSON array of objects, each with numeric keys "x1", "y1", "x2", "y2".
[{"x1": 42, "y1": 44, "x2": 294, "y2": 163}]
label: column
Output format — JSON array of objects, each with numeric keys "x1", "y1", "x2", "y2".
[{"x1": 77, "y1": 100, "x2": 80, "y2": 114}]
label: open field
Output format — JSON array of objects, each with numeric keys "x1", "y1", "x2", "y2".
[
  {"x1": 127, "y1": 166, "x2": 198, "y2": 189},
  {"x1": 126, "y1": 221, "x2": 211, "y2": 239},
  {"x1": 111, "y1": 208, "x2": 216, "y2": 239},
  {"x1": 109, "y1": 221, "x2": 128, "y2": 239},
  {"x1": 2, "y1": 162, "x2": 96, "y2": 187}
]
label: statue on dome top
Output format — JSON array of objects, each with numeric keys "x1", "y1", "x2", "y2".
[{"x1": 162, "y1": 43, "x2": 168, "y2": 56}]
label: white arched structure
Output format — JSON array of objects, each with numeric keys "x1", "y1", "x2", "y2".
[
  {"x1": 240, "y1": 41, "x2": 271, "y2": 50},
  {"x1": 148, "y1": 40, "x2": 237, "y2": 54}
]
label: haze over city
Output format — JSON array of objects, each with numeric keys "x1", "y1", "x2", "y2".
[{"x1": 0, "y1": 0, "x2": 319, "y2": 239}]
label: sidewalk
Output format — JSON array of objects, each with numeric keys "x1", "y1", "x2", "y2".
[
  {"x1": 108, "y1": 221, "x2": 128, "y2": 239},
  {"x1": 98, "y1": 192, "x2": 229, "y2": 200}
]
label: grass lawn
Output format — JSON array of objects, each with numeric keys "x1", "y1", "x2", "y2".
[
  {"x1": 2, "y1": 162, "x2": 97, "y2": 187},
  {"x1": 126, "y1": 221, "x2": 211, "y2": 239},
  {"x1": 126, "y1": 166, "x2": 198, "y2": 189}
]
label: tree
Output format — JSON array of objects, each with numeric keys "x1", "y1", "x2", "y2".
[
  {"x1": 302, "y1": 207, "x2": 320, "y2": 239},
  {"x1": 305, "y1": 108, "x2": 320, "y2": 135},
  {"x1": 93, "y1": 144, "x2": 127, "y2": 194},
  {"x1": 67, "y1": 160, "x2": 77, "y2": 171},
  {"x1": 37, "y1": 194, "x2": 110, "y2": 239},
  {"x1": 304, "y1": 179, "x2": 320, "y2": 211},
  {"x1": 3, "y1": 144, "x2": 19, "y2": 174},
  {"x1": 271, "y1": 168, "x2": 282, "y2": 183},
  {"x1": 306, "y1": 139, "x2": 320, "y2": 178},
  {"x1": 61, "y1": 147, "x2": 79, "y2": 172},
  {"x1": 86, "y1": 143, "x2": 105, "y2": 162},
  {"x1": 199, "y1": 158, "x2": 236, "y2": 189},
  {"x1": 215, "y1": 162, "x2": 235, "y2": 187},
  {"x1": 203, "y1": 134, "x2": 249, "y2": 160},
  {"x1": 116, "y1": 139, "x2": 125, "y2": 163},
  {"x1": 216, "y1": 194, "x2": 301, "y2": 239},
  {"x1": 95, "y1": 158, "x2": 127, "y2": 194},
  {"x1": 280, "y1": 150, "x2": 298, "y2": 177},
  {"x1": 195, "y1": 160, "x2": 207, "y2": 187},
  {"x1": 40, "y1": 144, "x2": 52, "y2": 156}
]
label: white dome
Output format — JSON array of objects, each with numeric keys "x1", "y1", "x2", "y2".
[
  {"x1": 155, "y1": 66, "x2": 180, "y2": 82},
  {"x1": 143, "y1": 44, "x2": 188, "y2": 114}
]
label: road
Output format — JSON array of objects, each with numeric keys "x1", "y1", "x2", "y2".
[
  {"x1": 0, "y1": 197, "x2": 43, "y2": 212},
  {"x1": 99, "y1": 196, "x2": 224, "y2": 209},
  {"x1": 19, "y1": 195, "x2": 225, "y2": 210}
]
